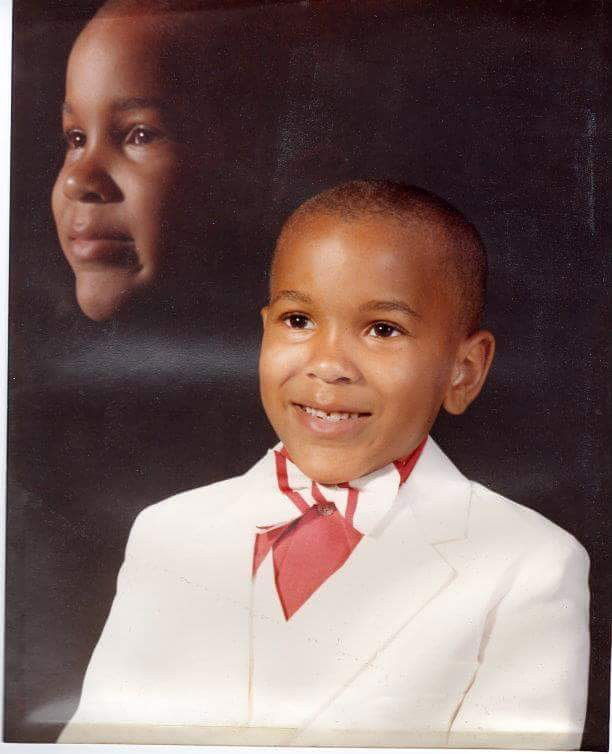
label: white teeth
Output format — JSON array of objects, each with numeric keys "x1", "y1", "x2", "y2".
[{"x1": 303, "y1": 406, "x2": 359, "y2": 422}]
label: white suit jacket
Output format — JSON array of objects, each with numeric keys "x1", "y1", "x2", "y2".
[{"x1": 59, "y1": 437, "x2": 590, "y2": 748}]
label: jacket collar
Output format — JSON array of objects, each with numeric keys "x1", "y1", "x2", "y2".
[
  {"x1": 254, "y1": 445, "x2": 406, "y2": 536},
  {"x1": 391, "y1": 435, "x2": 471, "y2": 544},
  {"x1": 248, "y1": 436, "x2": 470, "y2": 544}
]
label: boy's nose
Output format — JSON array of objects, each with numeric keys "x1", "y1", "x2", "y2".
[
  {"x1": 62, "y1": 152, "x2": 122, "y2": 203},
  {"x1": 306, "y1": 332, "x2": 362, "y2": 384}
]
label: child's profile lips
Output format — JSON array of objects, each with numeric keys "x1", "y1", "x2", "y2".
[{"x1": 68, "y1": 229, "x2": 137, "y2": 266}]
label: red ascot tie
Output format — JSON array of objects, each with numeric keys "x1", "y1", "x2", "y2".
[{"x1": 252, "y1": 440, "x2": 426, "y2": 620}]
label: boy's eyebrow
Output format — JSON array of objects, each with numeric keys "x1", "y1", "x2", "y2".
[
  {"x1": 270, "y1": 290, "x2": 313, "y2": 307},
  {"x1": 359, "y1": 299, "x2": 422, "y2": 319}
]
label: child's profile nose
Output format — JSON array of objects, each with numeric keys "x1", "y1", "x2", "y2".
[{"x1": 62, "y1": 157, "x2": 122, "y2": 203}]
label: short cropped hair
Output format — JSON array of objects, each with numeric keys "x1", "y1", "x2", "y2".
[{"x1": 276, "y1": 180, "x2": 488, "y2": 334}]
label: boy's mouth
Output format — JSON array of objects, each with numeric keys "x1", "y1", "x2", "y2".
[{"x1": 294, "y1": 403, "x2": 371, "y2": 423}]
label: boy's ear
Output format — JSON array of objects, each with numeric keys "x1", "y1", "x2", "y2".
[
  {"x1": 260, "y1": 306, "x2": 269, "y2": 327},
  {"x1": 443, "y1": 330, "x2": 495, "y2": 415}
]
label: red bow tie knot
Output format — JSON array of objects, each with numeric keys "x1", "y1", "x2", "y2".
[
  {"x1": 252, "y1": 452, "x2": 362, "y2": 620},
  {"x1": 253, "y1": 439, "x2": 426, "y2": 620}
]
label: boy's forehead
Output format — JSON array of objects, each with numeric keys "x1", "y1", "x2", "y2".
[
  {"x1": 273, "y1": 211, "x2": 450, "y2": 287},
  {"x1": 270, "y1": 212, "x2": 465, "y2": 335}
]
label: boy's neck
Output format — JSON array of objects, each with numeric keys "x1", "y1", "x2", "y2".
[{"x1": 279, "y1": 436, "x2": 427, "y2": 486}]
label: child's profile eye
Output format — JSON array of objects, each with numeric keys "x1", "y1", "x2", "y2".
[
  {"x1": 283, "y1": 314, "x2": 314, "y2": 330},
  {"x1": 369, "y1": 322, "x2": 402, "y2": 338},
  {"x1": 126, "y1": 126, "x2": 159, "y2": 146},
  {"x1": 64, "y1": 129, "x2": 86, "y2": 149}
]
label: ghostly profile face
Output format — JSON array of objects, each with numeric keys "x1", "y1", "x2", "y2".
[{"x1": 51, "y1": 14, "x2": 194, "y2": 321}]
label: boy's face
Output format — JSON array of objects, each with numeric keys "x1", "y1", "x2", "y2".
[
  {"x1": 259, "y1": 213, "x2": 469, "y2": 484},
  {"x1": 51, "y1": 15, "x2": 192, "y2": 321}
]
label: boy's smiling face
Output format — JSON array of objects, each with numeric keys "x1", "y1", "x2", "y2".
[
  {"x1": 51, "y1": 14, "x2": 192, "y2": 321},
  {"x1": 259, "y1": 212, "x2": 494, "y2": 484}
]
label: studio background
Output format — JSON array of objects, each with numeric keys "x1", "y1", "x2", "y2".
[{"x1": 6, "y1": 0, "x2": 608, "y2": 746}]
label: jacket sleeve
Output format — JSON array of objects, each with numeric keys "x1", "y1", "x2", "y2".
[
  {"x1": 447, "y1": 535, "x2": 590, "y2": 750},
  {"x1": 57, "y1": 506, "x2": 165, "y2": 743}
]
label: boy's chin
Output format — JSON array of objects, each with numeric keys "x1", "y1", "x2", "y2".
[{"x1": 285, "y1": 446, "x2": 375, "y2": 486}]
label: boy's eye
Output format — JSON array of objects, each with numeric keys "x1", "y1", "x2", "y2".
[
  {"x1": 64, "y1": 129, "x2": 86, "y2": 149},
  {"x1": 283, "y1": 314, "x2": 314, "y2": 330},
  {"x1": 126, "y1": 126, "x2": 159, "y2": 146},
  {"x1": 368, "y1": 322, "x2": 402, "y2": 338}
]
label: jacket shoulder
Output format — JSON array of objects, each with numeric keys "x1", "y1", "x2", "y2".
[
  {"x1": 136, "y1": 474, "x2": 242, "y2": 526},
  {"x1": 468, "y1": 480, "x2": 589, "y2": 565},
  {"x1": 124, "y1": 452, "x2": 272, "y2": 560}
]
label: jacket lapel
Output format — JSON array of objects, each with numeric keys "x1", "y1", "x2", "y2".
[{"x1": 171, "y1": 454, "x2": 280, "y2": 725}]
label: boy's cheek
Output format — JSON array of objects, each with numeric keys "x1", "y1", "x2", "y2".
[
  {"x1": 262, "y1": 335, "x2": 307, "y2": 375},
  {"x1": 259, "y1": 347, "x2": 304, "y2": 416},
  {"x1": 259, "y1": 345, "x2": 290, "y2": 386}
]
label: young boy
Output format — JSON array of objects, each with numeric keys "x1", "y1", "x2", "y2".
[
  {"x1": 59, "y1": 180, "x2": 590, "y2": 748},
  {"x1": 51, "y1": 0, "x2": 262, "y2": 322}
]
